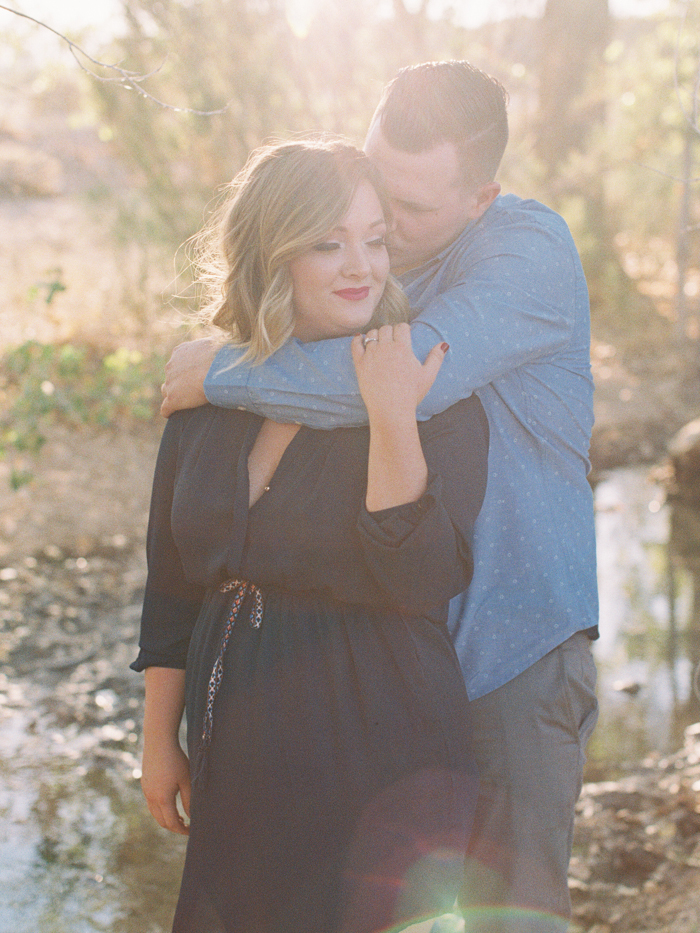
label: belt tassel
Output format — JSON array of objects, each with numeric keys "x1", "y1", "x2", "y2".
[{"x1": 193, "y1": 578, "x2": 263, "y2": 783}]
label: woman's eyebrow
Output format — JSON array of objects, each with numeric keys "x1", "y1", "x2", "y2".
[{"x1": 332, "y1": 218, "x2": 387, "y2": 233}]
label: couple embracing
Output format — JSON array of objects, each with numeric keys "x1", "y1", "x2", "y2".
[{"x1": 133, "y1": 60, "x2": 598, "y2": 933}]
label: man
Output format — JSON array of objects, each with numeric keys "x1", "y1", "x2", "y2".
[{"x1": 161, "y1": 62, "x2": 599, "y2": 933}]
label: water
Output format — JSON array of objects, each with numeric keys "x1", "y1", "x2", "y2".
[
  {"x1": 2, "y1": 465, "x2": 699, "y2": 931},
  {"x1": 589, "y1": 466, "x2": 700, "y2": 777},
  {"x1": 0, "y1": 694, "x2": 186, "y2": 933},
  {"x1": 0, "y1": 594, "x2": 186, "y2": 933}
]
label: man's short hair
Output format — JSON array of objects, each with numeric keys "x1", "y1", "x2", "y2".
[{"x1": 372, "y1": 61, "x2": 509, "y2": 185}]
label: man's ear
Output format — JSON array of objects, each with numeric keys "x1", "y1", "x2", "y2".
[{"x1": 471, "y1": 182, "x2": 500, "y2": 219}]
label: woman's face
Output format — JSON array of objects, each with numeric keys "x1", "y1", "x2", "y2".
[{"x1": 289, "y1": 179, "x2": 390, "y2": 343}]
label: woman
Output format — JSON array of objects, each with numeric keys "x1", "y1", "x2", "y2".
[{"x1": 132, "y1": 138, "x2": 489, "y2": 933}]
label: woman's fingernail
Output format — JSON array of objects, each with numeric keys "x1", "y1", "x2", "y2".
[{"x1": 441, "y1": 343, "x2": 449, "y2": 352}]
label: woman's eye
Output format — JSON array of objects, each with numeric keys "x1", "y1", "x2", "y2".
[
  {"x1": 313, "y1": 241, "x2": 341, "y2": 252},
  {"x1": 368, "y1": 237, "x2": 386, "y2": 248}
]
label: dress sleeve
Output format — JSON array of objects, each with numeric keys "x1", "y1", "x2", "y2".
[
  {"x1": 131, "y1": 414, "x2": 206, "y2": 672},
  {"x1": 355, "y1": 396, "x2": 489, "y2": 614}
]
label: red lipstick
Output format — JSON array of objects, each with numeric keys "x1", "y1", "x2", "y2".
[{"x1": 334, "y1": 287, "x2": 370, "y2": 301}]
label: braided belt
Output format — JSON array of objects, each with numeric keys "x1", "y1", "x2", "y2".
[{"x1": 195, "y1": 579, "x2": 264, "y2": 780}]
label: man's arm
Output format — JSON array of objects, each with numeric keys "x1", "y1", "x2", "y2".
[
  {"x1": 201, "y1": 218, "x2": 583, "y2": 426},
  {"x1": 408, "y1": 216, "x2": 582, "y2": 417},
  {"x1": 162, "y1": 214, "x2": 583, "y2": 426},
  {"x1": 205, "y1": 336, "x2": 367, "y2": 426}
]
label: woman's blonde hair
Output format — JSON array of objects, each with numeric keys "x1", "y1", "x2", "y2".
[{"x1": 194, "y1": 137, "x2": 410, "y2": 364}]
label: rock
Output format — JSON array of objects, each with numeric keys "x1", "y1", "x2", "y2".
[
  {"x1": 668, "y1": 418, "x2": 700, "y2": 506},
  {"x1": 571, "y1": 730, "x2": 700, "y2": 931},
  {"x1": 612, "y1": 678, "x2": 643, "y2": 696}
]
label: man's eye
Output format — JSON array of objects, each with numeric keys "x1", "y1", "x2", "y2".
[
  {"x1": 313, "y1": 242, "x2": 341, "y2": 252},
  {"x1": 398, "y1": 203, "x2": 431, "y2": 214}
]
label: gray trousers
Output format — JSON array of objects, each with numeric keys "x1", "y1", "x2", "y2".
[{"x1": 457, "y1": 630, "x2": 598, "y2": 933}]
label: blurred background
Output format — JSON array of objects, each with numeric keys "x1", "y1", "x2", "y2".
[{"x1": 1, "y1": 1, "x2": 700, "y2": 931}]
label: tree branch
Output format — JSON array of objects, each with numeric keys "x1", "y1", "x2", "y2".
[
  {"x1": 631, "y1": 162, "x2": 700, "y2": 186},
  {"x1": 0, "y1": 5, "x2": 229, "y2": 115},
  {"x1": 673, "y1": 0, "x2": 700, "y2": 135}
]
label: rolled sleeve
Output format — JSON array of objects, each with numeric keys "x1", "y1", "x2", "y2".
[
  {"x1": 130, "y1": 590, "x2": 203, "y2": 671},
  {"x1": 356, "y1": 395, "x2": 488, "y2": 613},
  {"x1": 356, "y1": 472, "x2": 475, "y2": 614}
]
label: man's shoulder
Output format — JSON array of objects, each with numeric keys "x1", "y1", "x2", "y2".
[
  {"x1": 483, "y1": 193, "x2": 571, "y2": 235},
  {"x1": 448, "y1": 193, "x2": 578, "y2": 266},
  {"x1": 401, "y1": 193, "x2": 584, "y2": 303}
]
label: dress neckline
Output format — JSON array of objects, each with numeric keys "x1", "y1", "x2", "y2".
[{"x1": 243, "y1": 414, "x2": 307, "y2": 515}]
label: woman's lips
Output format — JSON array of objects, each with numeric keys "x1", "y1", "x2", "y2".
[{"x1": 334, "y1": 287, "x2": 370, "y2": 301}]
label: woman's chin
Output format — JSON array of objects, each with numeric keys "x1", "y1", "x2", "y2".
[{"x1": 293, "y1": 314, "x2": 378, "y2": 343}]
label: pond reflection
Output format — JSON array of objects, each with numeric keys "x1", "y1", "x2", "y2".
[
  {"x1": 590, "y1": 466, "x2": 700, "y2": 779},
  {"x1": 0, "y1": 732, "x2": 185, "y2": 933},
  {"x1": 0, "y1": 613, "x2": 185, "y2": 933}
]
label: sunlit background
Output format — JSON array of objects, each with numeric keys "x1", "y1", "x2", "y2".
[{"x1": 1, "y1": 1, "x2": 700, "y2": 930}]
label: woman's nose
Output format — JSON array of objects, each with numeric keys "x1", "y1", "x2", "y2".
[{"x1": 342, "y1": 243, "x2": 371, "y2": 277}]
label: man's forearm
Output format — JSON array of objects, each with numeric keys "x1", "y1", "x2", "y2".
[
  {"x1": 204, "y1": 319, "x2": 492, "y2": 427},
  {"x1": 205, "y1": 338, "x2": 370, "y2": 428},
  {"x1": 203, "y1": 219, "x2": 582, "y2": 428}
]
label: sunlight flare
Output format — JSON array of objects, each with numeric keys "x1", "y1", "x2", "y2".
[{"x1": 285, "y1": 0, "x2": 324, "y2": 38}]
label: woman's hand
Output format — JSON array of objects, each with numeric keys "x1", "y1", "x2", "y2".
[
  {"x1": 351, "y1": 323, "x2": 447, "y2": 422},
  {"x1": 141, "y1": 738, "x2": 192, "y2": 836},
  {"x1": 351, "y1": 324, "x2": 448, "y2": 512},
  {"x1": 141, "y1": 666, "x2": 189, "y2": 835}
]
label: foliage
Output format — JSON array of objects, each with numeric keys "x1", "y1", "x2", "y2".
[
  {"x1": 489, "y1": 5, "x2": 700, "y2": 327},
  {"x1": 601, "y1": 16, "x2": 700, "y2": 244},
  {"x1": 90, "y1": 0, "x2": 519, "y2": 250},
  {"x1": 8, "y1": 0, "x2": 698, "y2": 344},
  {"x1": 0, "y1": 341, "x2": 165, "y2": 458}
]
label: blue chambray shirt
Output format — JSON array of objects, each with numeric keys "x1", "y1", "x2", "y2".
[{"x1": 204, "y1": 193, "x2": 599, "y2": 699}]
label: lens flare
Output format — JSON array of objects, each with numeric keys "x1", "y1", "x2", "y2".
[{"x1": 285, "y1": 0, "x2": 322, "y2": 38}]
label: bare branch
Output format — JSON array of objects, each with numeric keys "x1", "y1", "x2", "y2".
[
  {"x1": 631, "y1": 161, "x2": 700, "y2": 185},
  {"x1": 0, "y1": 4, "x2": 229, "y2": 115},
  {"x1": 673, "y1": 0, "x2": 700, "y2": 135}
]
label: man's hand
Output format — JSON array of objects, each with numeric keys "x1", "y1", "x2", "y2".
[{"x1": 160, "y1": 337, "x2": 220, "y2": 417}]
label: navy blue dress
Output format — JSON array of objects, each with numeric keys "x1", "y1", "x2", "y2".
[{"x1": 132, "y1": 396, "x2": 488, "y2": 933}]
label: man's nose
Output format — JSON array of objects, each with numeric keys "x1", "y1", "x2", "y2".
[{"x1": 387, "y1": 209, "x2": 403, "y2": 236}]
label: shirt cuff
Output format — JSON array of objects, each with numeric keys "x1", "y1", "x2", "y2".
[
  {"x1": 130, "y1": 642, "x2": 190, "y2": 672},
  {"x1": 357, "y1": 473, "x2": 443, "y2": 548}
]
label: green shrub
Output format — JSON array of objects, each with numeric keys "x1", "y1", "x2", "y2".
[{"x1": 0, "y1": 341, "x2": 165, "y2": 457}]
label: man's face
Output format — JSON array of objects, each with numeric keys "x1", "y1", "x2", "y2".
[{"x1": 364, "y1": 120, "x2": 499, "y2": 274}]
